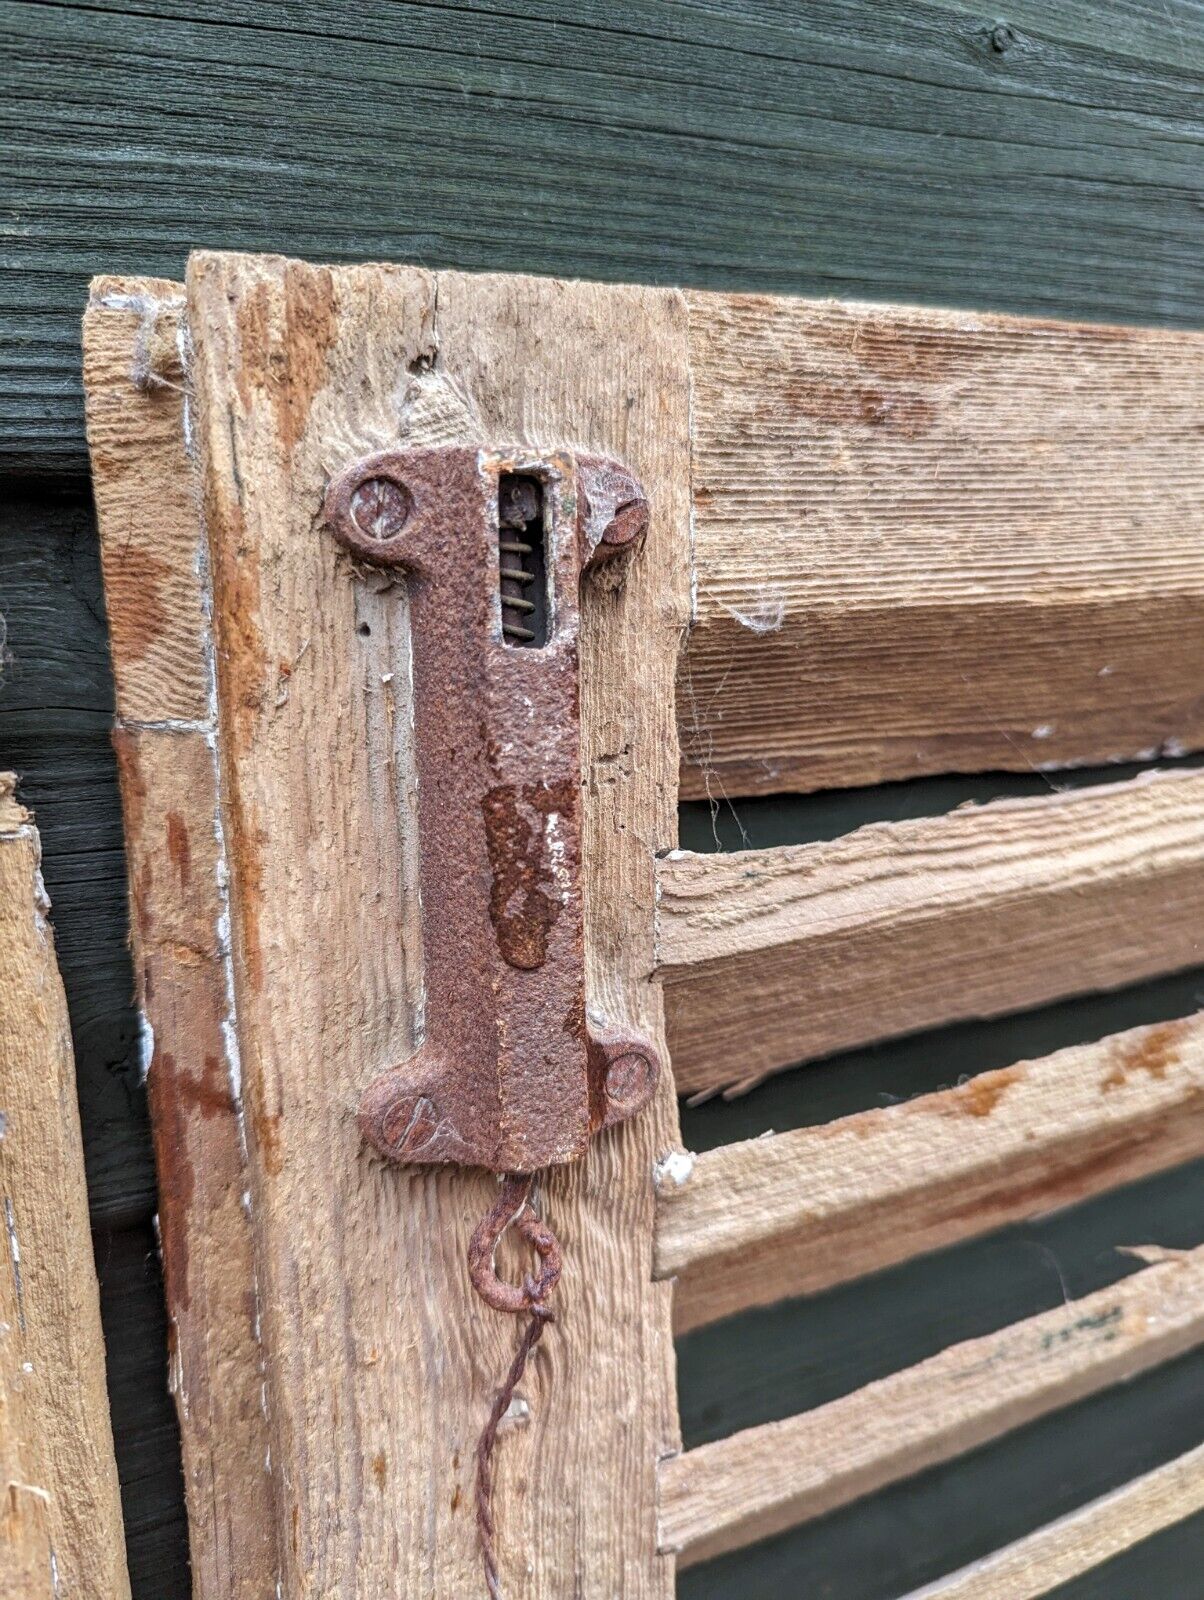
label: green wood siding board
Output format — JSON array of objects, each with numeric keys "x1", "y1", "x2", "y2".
[{"x1": 2, "y1": 0, "x2": 1202, "y2": 471}]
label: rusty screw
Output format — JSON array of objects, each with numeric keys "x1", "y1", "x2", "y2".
[
  {"x1": 379, "y1": 1092, "x2": 438, "y2": 1159},
  {"x1": 349, "y1": 476, "x2": 412, "y2": 543},
  {"x1": 604, "y1": 1051, "x2": 655, "y2": 1112},
  {"x1": 599, "y1": 494, "x2": 649, "y2": 551}
]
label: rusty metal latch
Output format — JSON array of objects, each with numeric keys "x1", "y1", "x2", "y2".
[{"x1": 322, "y1": 445, "x2": 659, "y2": 1176}]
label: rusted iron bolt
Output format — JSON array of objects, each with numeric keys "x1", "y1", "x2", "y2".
[
  {"x1": 373, "y1": 1091, "x2": 438, "y2": 1161},
  {"x1": 600, "y1": 494, "x2": 649, "y2": 550},
  {"x1": 349, "y1": 476, "x2": 412, "y2": 543},
  {"x1": 604, "y1": 1051, "x2": 655, "y2": 1111}
]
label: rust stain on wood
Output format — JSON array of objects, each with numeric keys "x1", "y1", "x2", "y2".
[
  {"x1": 774, "y1": 376, "x2": 937, "y2": 438},
  {"x1": 149, "y1": 1049, "x2": 195, "y2": 1312},
  {"x1": 1103, "y1": 1019, "x2": 1188, "y2": 1091},
  {"x1": 235, "y1": 264, "x2": 338, "y2": 454},
  {"x1": 280, "y1": 261, "x2": 338, "y2": 454},
  {"x1": 252, "y1": 1103, "x2": 284, "y2": 1178},
  {"x1": 206, "y1": 500, "x2": 267, "y2": 990},
  {"x1": 103, "y1": 545, "x2": 173, "y2": 663},
  {"x1": 950, "y1": 1065, "x2": 1024, "y2": 1119},
  {"x1": 166, "y1": 809, "x2": 192, "y2": 887}
]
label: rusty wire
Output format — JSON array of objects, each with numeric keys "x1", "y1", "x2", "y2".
[{"x1": 469, "y1": 1174, "x2": 561, "y2": 1599}]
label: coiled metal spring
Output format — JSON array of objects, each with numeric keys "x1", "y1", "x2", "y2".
[{"x1": 498, "y1": 476, "x2": 542, "y2": 644}]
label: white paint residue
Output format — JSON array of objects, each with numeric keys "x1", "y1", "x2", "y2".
[
  {"x1": 500, "y1": 1396, "x2": 530, "y2": 1430},
  {"x1": 1031, "y1": 724, "x2": 1054, "y2": 740},
  {"x1": 95, "y1": 291, "x2": 185, "y2": 314},
  {"x1": 31, "y1": 863, "x2": 52, "y2": 940},
  {"x1": 221, "y1": 1018, "x2": 243, "y2": 1104},
  {"x1": 137, "y1": 1012, "x2": 156, "y2": 1084},
  {"x1": 544, "y1": 811, "x2": 572, "y2": 900},
  {"x1": 653, "y1": 1149, "x2": 696, "y2": 1190},
  {"x1": 4, "y1": 1196, "x2": 24, "y2": 1331}
]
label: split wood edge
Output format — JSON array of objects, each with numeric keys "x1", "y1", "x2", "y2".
[
  {"x1": 82, "y1": 279, "x2": 279, "y2": 1599},
  {"x1": 657, "y1": 1244, "x2": 1204, "y2": 1567},
  {"x1": 0, "y1": 777, "x2": 130, "y2": 1599},
  {"x1": 655, "y1": 1011, "x2": 1204, "y2": 1331},
  {"x1": 659, "y1": 769, "x2": 1204, "y2": 1095},
  {"x1": 901, "y1": 1440, "x2": 1204, "y2": 1600},
  {"x1": 679, "y1": 290, "x2": 1204, "y2": 799}
]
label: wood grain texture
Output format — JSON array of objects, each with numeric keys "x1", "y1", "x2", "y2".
[
  {"x1": 83, "y1": 284, "x2": 278, "y2": 1600},
  {"x1": 658, "y1": 1244, "x2": 1204, "y2": 1568},
  {"x1": 3, "y1": 1, "x2": 1204, "y2": 472},
  {"x1": 0, "y1": 1180, "x2": 54, "y2": 1600},
  {"x1": 185, "y1": 250, "x2": 690, "y2": 1596},
  {"x1": 657, "y1": 1014, "x2": 1204, "y2": 1333},
  {"x1": 0, "y1": 777, "x2": 130, "y2": 1599},
  {"x1": 659, "y1": 769, "x2": 1204, "y2": 1096},
  {"x1": 679, "y1": 292, "x2": 1204, "y2": 799},
  {"x1": 902, "y1": 1441, "x2": 1204, "y2": 1600},
  {"x1": 84, "y1": 277, "x2": 208, "y2": 724}
]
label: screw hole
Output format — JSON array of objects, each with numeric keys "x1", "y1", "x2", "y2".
[{"x1": 358, "y1": 622, "x2": 371, "y2": 638}]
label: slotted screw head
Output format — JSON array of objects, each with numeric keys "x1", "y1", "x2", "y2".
[
  {"x1": 605, "y1": 1052, "x2": 654, "y2": 1110},
  {"x1": 349, "y1": 476, "x2": 412, "y2": 543}
]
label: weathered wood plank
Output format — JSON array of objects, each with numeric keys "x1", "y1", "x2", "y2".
[
  {"x1": 657, "y1": 1014, "x2": 1204, "y2": 1333},
  {"x1": 902, "y1": 1441, "x2": 1204, "y2": 1600},
  {"x1": 83, "y1": 276, "x2": 208, "y2": 724},
  {"x1": 184, "y1": 250, "x2": 689, "y2": 1596},
  {"x1": 679, "y1": 293, "x2": 1204, "y2": 798},
  {"x1": 659, "y1": 770, "x2": 1204, "y2": 1096},
  {"x1": 4, "y1": 2, "x2": 1204, "y2": 472},
  {"x1": 0, "y1": 777, "x2": 129, "y2": 1599},
  {"x1": 658, "y1": 1245, "x2": 1204, "y2": 1568},
  {"x1": 0, "y1": 1207, "x2": 54, "y2": 1600},
  {"x1": 82, "y1": 282, "x2": 279, "y2": 1600}
]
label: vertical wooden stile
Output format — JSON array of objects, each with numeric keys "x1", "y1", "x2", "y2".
[
  {"x1": 0, "y1": 777, "x2": 130, "y2": 1599},
  {"x1": 179, "y1": 252, "x2": 690, "y2": 1597},
  {"x1": 83, "y1": 278, "x2": 279, "y2": 1600}
]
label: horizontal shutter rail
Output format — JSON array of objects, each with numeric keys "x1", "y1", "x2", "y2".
[
  {"x1": 656, "y1": 1013, "x2": 1204, "y2": 1333},
  {"x1": 657, "y1": 1245, "x2": 1204, "y2": 1568},
  {"x1": 658, "y1": 769, "x2": 1204, "y2": 1097},
  {"x1": 900, "y1": 1441, "x2": 1204, "y2": 1600},
  {"x1": 679, "y1": 292, "x2": 1204, "y2": 801}
]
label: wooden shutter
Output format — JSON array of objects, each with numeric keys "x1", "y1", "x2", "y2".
[{"x1": 83, "y1": 254, "x2": 1204, "y2": 1598}]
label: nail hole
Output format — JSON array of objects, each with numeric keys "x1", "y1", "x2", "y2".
[{"x1": 358, "y1": 622, "x2": 371, "y2": 637}]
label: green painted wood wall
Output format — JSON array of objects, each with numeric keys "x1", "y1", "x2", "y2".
[{"x1": 1, "y1": 3, "x2": 1202, "y2": 1595}]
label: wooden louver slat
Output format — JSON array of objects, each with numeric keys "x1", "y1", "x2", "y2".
[
  {"x1": 679, "y1": 292, "x2": 1204, "y2": 800},
  {"x1": 900, "y1": 1441, "x2": 1204, "y2": 1599},
  {"x1": 656, "y1": 1014, "x2": 1204, "y2": 1333},
  {"x1": 658, "y1": 770, "x2": 1204, "y2": 1096},
  {"x1": 658, "y1": 1246, "x2": 1204, "y2": 1568}
]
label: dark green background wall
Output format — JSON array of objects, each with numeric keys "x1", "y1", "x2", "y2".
[{"x1": 1, "y1": 2, "x2": 1202, "y2": 1595}]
